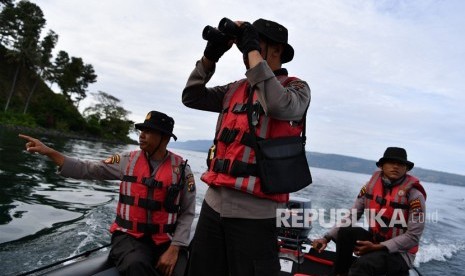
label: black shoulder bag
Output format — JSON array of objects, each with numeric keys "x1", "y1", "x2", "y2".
[{"x1": 246, "y1": 88, "x2": 312, "y2": 194}]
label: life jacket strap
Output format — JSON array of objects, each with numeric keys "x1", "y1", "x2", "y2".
[
  {"x1": 212, "y1": 158, "x2": 230, "y2": 173},
  {"x1": 119, "y1": 194, "x2": 163, "y2": 211},
  {"x1": 230, "y1": 160, "x2": 258, "y2": 177},
  {"x1": 217, "y1": 129, "x2": 260, "y2": 148},
  {"x1": 218, "y1": 128, "x2": 240, "y2": 144},
  {"x1": 213, "y1": 158, "x2": 258, "y2": 177},
  {"x1": 375, "y1": 195, "x2": 387, "y2": 206},
  {"x1": 229, "y1": 102, "x2": 265, "y2": 114},
  {"x1": 240, "y1": 131, "x2": 259, "y2": 148},
  {"x1": 365, "y1": 193, "x2": 409, "y2": 210},
  {"x1": 115, "y1": 215, "x2": 176, "y2": 234},
  {"x1": 389, "y1": 202, "x2": 409, "y2": 209},
  {"x1": 231, "y1": 103, "x2": 248, "y2": 113},
  {"x1": 122, "y1": 175, "x2": 163, "y2": 188}
]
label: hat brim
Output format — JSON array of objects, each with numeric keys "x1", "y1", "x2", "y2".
[
  {"x1": 259, "y1": 34, "x2": 294, "y2": 63},
  {"x1": 376, "y1": 157, "x2": 414, "y2": 171},
  {"x1": 256, "y1": 31, "x2": 294, "y2": 63},
  {"x1": 135, "y1": 123, "x2": 177, "y2": 141},
  {"x1": 282, "y1": 44, "x2": 294, "y2": 63}
]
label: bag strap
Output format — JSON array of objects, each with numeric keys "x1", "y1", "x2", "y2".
[
  {"x1": 246, "y1": 86, "x2": 258, "y2": 148},
  {"x1": 245, "y1": 83, "x2": 309, "y2": 148},
  {"x1": 301, "y1": 106, "x2": 308, "y2": 145}
]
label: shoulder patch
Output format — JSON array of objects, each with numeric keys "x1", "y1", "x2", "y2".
[
  {"x1": 357, "y1": 185, "x2": 367, "y2": 198},
  {"x1": 104, "y1": 154, "x2": 120, "y2": 164},
  {"x1": 186, "y1": 173, "x2": 196, "y2": 192},
  {"x1": 409, "y1": 198, "x2": 423, "y2": 212},
  {"x1": 289, "y1": 80, "x2": 307, "y2": 91}
]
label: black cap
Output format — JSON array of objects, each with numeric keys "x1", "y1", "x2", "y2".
[
  {"x1": 376, "y1": 147, "x2": 414, "y2": 171},
  {"x1": 135, "y1": 111, "x2": 177, "y2": 141},
  {"x1": 252, "y1": 18, "x2": 294, "y2": 63}
]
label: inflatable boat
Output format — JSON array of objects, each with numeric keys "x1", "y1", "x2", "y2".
[{"x1": 19, "y1": 197, "x2": 422, "y2": 276}]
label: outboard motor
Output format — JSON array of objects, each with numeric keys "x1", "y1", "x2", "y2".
[{"x1": 277, "y1": 196, "x2": 312, "y2": 264}]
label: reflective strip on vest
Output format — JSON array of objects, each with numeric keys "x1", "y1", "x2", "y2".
[{"x1": 120, "y1": 150, "x2": 141, "y2": 224}]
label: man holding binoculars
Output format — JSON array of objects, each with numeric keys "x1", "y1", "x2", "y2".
[{"x1": 182, "y1": 18, "x2": 311, "y2": 276}]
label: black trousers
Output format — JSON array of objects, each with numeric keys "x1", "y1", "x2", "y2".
[
  {"x1": 334, "y1": 226, "x2": 410, "y2": 276},
  {"x1": 187, "y1": 200, "x2": 280, "y2": 276},
  {"x1": 109, "y1": 232, "x2": 170, "y2": 276}
]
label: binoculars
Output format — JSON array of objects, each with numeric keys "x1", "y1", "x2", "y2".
[{"x1": 202, "y1": 17, "x2": 241, "y2": 42}]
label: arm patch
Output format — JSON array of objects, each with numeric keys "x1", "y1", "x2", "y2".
[
  {"x1": 104, "y1": 154, "x2": 120, "y2": 164},
  {"x1": 409, "y1": 198, "x2": 423, "y2": 212},
  {"x1": 289, "y1": 80, "x2": 307, "y2": 91},
  {"x1": 357, "y1": 185, "x2": 367, "y2": 198},
  {"x1": 186, "y1": 173, "x2": 196, "y2": 192}
]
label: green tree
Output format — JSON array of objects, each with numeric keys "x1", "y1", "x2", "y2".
[
  {"x1": 46, "y1": 50, "x2": 68, "y2": 88},
  {"x1": 23, "y1": 29, "x2": 58, "y2": 113},
  {"x1": 0, "y1": 0, "x2": 13, "y2": 7},
  {"x1": 3, "y1": 0, "x2": 45, "y2": 112},
  {"x1": 68, "y1": 58, "x2": 97, "y2": 107},
  {"x1": 0, "y1": 0, "x2": 15, "y2": 46},
  {"x1": 49, "y1": 51, "x2": 97, "y2": 107},
  {"x1": 83, "y1": 91, "x2": 133, "y2": 141}
]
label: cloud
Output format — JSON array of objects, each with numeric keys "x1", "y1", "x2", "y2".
[{"x1": 31, "y1": 0, "x2": 465, "y2": 175}]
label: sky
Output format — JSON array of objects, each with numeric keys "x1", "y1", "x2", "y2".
[{"x1": 29, "y1": 0, "x2": 464, "y2": 175}]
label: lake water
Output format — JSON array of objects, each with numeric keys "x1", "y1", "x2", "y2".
[{"x1": 0, "y1": 127, "x2": 464, "y2": 275}]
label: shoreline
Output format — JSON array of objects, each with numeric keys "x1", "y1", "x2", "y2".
[{"x1": 0, "y1": 124, "x2": 138, "y2": 145}]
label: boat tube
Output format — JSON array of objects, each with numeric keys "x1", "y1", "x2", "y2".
[{"x1": 20, "y1": 197, "x2": 421, "y2": 276}]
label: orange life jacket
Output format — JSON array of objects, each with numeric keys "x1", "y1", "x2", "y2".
[
  {"x1": 110, "y1": 150, "x2": 184, "y2": 245},
  {"x1": 201, "y1": 76, "x2": 304, "y2": 202},
  {"x1": 364, "y1": 171, "x2": 427, "y2": 254}
]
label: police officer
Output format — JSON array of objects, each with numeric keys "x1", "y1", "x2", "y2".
[
  {"x1": 19, "y1": 110, "x2": 196, "y2": 276},
  {"x1": 183, "y1": 18, "x2": 311, "y2": 276},
  {"x1": 313, "y1": 147, "x2": 427, "y2": 276}
]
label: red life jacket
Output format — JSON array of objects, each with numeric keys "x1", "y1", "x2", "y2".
[
  {"x1": 364, "y1": 171, "x2": 427, "y2": 254},
  {"x1": 201, "y1": 76, "x2": 304, "y2": 202},
  {"x1": 110, "y1": 150, "x2": 184, "y2": 245}
]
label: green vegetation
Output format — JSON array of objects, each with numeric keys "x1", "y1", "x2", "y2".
[{"x1": 0, "y1": 0, "x2": 135, "y2": 144}]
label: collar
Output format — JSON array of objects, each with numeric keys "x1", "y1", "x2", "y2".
[
  {"x1": 273, "y1": 68, "x2": 288, "y2": 76},
  {"x1": 381, "y1": 174, "x2": 406, "y2": 188}
]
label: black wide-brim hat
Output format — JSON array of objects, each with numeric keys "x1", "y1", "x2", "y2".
[
  {"x1": 135, "y1": 111, "x2": 177, "y2": 141},
  {"x1": 252, "y1": 18, "x2": 294, "y2": 64},
  {"x1": 376, "y1": 147, "x2": 414, "y2": 171}
]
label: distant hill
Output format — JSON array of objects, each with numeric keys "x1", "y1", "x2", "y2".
[{"x1": 170, "y1": 140, "x2": 465, "y2": 187}]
